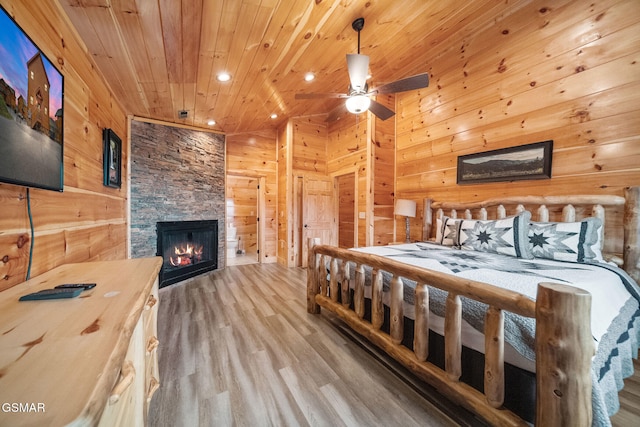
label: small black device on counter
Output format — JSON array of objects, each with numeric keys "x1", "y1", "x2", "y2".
[
  {"x1": 19, "y1": 288, "x2": 83, "y2": 301},
  {"x1": 55, "y1": 283, "x2": 97, "y2": 290}
]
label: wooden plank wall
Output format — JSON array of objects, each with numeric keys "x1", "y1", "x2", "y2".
[
  {"x1": 226, "y1": 131, "x2": 278, "y2": 262},
  {"x1": 277, "y1": 123, "x2": 290, "y2": 265},
  {"x1": 373, "y1": 94, "x2": 396, "y2": 245},
  {"x1": 277, "y1": 116, "x2": 328, "y2": 266},
  {"x1": 395, "y1": 0, "x2": 640, "y2": 246},
  {"x1": 327, "y1": 115, "x2": 369, "y2": 246},
  {"x1": 326, "y1": 107, "x2": 396, "y2": 247},
  {"x1": 337, "y1": 173, "x2": 355, "y2": 248},
  {"x1": 292, "y1": 116, "x2": 328, "y2": 174},
  {"x1": 0, "y1": 0, "x2": 128, "y2": 291}
]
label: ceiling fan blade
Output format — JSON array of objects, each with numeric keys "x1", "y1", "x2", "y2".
[
  {"x1": 374, "y1": 73, "x2": 429, "y2": 94},
  {"x1": 326, "y1": 102, "x2": 348, "y2": 122},
  {"x1": 295, "y1": 93, "x2": 346, "y2": 99},
  {"x1": 368, "y1": 99, "x2": 395, "y2": 121},
  {"x1": 346, "y1": 53, "x2": 369, "y2": 92}
]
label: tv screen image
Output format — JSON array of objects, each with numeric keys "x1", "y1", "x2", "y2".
[{"x1": 0, "y1": 5, "x2": 64, "y2": 192}]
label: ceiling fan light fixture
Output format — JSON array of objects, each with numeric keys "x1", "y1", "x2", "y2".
[
  {"x1": 345, "y1": 95, "x2": 371, "y2": 114},
  {"x1": 294, "y1": 16, "x2": 428, "y2": 122}
]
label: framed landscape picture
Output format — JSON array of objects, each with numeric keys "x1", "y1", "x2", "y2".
[
  {"x1": 457, "y1": 140, "x2": 553, "y2": 184},
  {"x1": 103, "y1": 128, "x2": 122, "y2": 188}
]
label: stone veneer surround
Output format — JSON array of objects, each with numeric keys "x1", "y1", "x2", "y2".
[{"x1": 129, "y1": 120, "x2": 226, "y2": 270}]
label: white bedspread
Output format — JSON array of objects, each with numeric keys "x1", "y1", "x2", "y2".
[{"x1": 346, "y1": 242, "x2": 640, "y2": 425}]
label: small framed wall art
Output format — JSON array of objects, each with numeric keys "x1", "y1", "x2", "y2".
[
  {"x1": 457, "y1": 140, "x2": 553, "y2": 185},
  {"x1": 103, "y1": 128, "x2": 122, "y2": 188}
]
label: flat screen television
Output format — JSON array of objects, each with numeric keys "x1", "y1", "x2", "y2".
[{"x1": 0, "y1": 5, "x2": 64, "y2": 192}]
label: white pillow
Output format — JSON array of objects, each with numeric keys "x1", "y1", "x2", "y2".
[
  {"x1": 528, "y1": 217, "x2": 603, "y2": 263},
  {"x1": 458, "y1": 211, "x2": 533, "y2": 259},
  {"x1": 435, "y1": 216, "x2": 461, "y2": 246}
]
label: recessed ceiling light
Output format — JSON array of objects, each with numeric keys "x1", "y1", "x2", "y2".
[
  {"x1": 270, "y1": 113, "x2": 278, "y2": 119},
  {"x1": 304, "y1": 72, "x2": 315, "y2": 82},
  {"x1": 207, "y1": 119, "x2": 216, "y2": 126},
  {"x1": 217, "y1": 72, "x2": 231, "y2": 82}
]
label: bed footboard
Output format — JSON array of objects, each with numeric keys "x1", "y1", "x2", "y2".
[{"x1": 306, "y1": 238, "x2": 593, "y2": 427}]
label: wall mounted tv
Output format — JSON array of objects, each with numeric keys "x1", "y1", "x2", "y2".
[{"x1": 0, "y1": 5, "x2": 64, "y2": 192}]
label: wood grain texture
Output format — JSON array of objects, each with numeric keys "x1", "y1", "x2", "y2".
[
  {"x1": 0, "y1": 257, "x2": 161, "y2": 426},
  {"x1": 148, "y1": 264, "x2": 465, "y2": 427},
  {"x1": 53, "y1": 0, "x2": 492, "y2": 133},
  {"x1": 394, "y1": 0, "x2": 640, "y2": 229},
  {"x1": 0, "y1": 0, "x2": 128, "y2": 291},
  {"x1": 142, "y1": 263, "x2": 640, "y2": 426},
  {"x1": 536, "y1": 283, "x2": 593, "y2": 426}
]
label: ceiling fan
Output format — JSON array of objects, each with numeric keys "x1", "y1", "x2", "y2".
[{"x1": 295, "y1": 17, "x2": 429, "y2": 121}]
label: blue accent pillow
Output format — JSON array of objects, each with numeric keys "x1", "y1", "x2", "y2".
[
  {"x1": 528, "y1": 217, "x2": 602, "y2": 263},
  {"x1": 458, "y1": 211, "x2": 533, "y2": 259}
]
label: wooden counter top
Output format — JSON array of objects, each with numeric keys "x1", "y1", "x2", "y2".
[{"x1": 0, "y1": 257, "x2": 162, "y2": 427}]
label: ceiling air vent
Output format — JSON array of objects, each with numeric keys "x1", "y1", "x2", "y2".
[{"x1": 178, "y1": 110, "x2": 188, "y2": 119}]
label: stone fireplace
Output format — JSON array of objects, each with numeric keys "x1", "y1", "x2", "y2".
[
  {"x1": 156, "y1": 220, "x2": 218, "y2": 287},
  {"x1": 129, "y1": 119, "x2": 226, "y2": 280}
]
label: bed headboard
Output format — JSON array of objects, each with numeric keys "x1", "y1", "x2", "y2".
[{"x1": 422, "y1": 187, "x2": 640, "y2": 283}]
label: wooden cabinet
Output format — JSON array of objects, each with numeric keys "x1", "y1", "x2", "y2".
[
  {"x1": 98, "y1": 278, "x2": 160, "y2": 427},
  {"x1": 0, "y1": 257, "x2": 162, "y2": 426}
]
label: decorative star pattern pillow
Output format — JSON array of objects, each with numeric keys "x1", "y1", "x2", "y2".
[
  {"x1": 458, "y1": 211, "x2": 533, "y2": 259},
  {"x1": 436, "y1": 216, "x2": 462, "y2": 246},
  {"x1": 528, "y1": 217, "x2": 602, "y2": 263}
]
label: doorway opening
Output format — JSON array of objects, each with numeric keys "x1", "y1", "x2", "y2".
[{"x1": 226, "y1": 175, "x2": 265, "y2": 266}]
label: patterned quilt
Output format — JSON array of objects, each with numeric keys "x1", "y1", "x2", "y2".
[{"x1": 346, "y1": 242, "x2": 640, "y2": 426}]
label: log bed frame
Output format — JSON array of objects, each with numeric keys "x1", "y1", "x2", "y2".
[{"x1": 306, "y1": 186, "x2": 640, "y2": 427}]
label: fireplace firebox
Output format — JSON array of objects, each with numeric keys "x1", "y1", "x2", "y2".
[{"x1": 156, "y1": 220, "x2": 218, "y2": 287}]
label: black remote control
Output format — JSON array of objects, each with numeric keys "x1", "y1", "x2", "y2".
[
  {"x1": 19, "y1": 288, "x2": 83, "y2": 301},
  {"x1": 55, "y1": 283, "x2": 97, "y2": 290}
]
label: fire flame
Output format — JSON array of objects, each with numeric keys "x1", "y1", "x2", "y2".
[{"x1": 169, "y1": 243, "x2": 203, "y2": 267}]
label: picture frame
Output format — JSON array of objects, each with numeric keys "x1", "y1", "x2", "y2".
[
  {"x1": 457, "y1": 140, "x2": 553, "y2": 185},
  {"x1": 103, "y1": 128, "x2": 122, "y2": 188}
]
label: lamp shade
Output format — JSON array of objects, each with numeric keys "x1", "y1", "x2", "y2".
[{"x1": 395, "y1": 199, "x2": 416, "y2": 217}]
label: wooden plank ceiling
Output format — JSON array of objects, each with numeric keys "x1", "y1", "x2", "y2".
[{"x1": 58, "y1": 0, "x2": 504, "y2": 134}]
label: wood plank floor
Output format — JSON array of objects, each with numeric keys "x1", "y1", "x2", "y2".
[{"x1": 148, "y1": 263, "x2": 640, "y2": 426}]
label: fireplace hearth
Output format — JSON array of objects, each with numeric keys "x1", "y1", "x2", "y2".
[{"x1": 156, "y1": 220, "x2": 218, "y2": 287}]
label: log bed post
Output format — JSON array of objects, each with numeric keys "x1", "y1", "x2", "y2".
[
  {"x1": 390, "y1": 275, "x2": 404, "y2": 344},
  {"x1": 535, "y1": 282, "x2": 593, "y2": 426},
  {"x1": 414, "y1": 283, "x2": 429, "y2": 362},
  {"x1": 354, "y1": 264, "x2": 365, "y2": 318},
  {"x1": 307, "y1": 237, "x2": 321, "y2": 314},
  {"x1": 329, "y1": 258, "x2": 339, "y2": 303},
  {"x1": 340, "y1": 261, "x2": 351, "y2": 307},
  {"x1": 484, "y1": 306, "x2": 505, "y2": 408},
  {"x1": 371, "y1": 269, "x2": 384, "y2": 329}
]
